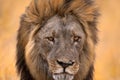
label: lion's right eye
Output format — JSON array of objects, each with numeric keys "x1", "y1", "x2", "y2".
[
  {"x1": 73, "y1": 36, "x2": 81, "y2": 42},
  {"x1": 46, "y1": 37, "x2": 55, "y2": 42}
]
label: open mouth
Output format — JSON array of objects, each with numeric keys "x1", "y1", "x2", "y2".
[{"x1": 53, "y1": 73, "x2": 74, "y2": 80}]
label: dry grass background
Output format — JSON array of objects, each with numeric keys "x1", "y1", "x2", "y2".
[{"x1": 0, "y1": 0, "x2": 120, "y2": 80}]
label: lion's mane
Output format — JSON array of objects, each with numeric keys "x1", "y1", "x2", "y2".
[{"x1": 16, "y1": 0, "x2": 99, "y2": 80}]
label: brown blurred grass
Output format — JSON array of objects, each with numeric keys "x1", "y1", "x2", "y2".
[{"x1": 0, "y1": 0, "x2": 120, "y2": 80}]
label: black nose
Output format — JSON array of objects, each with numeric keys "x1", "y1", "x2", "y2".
[{"x1": 57, "y1": 60, "x2": 74, "y2": 68}]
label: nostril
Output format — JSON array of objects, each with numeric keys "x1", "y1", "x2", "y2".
[{"x1": 57, "y1": 60, "x2": 74, "y2": 68}]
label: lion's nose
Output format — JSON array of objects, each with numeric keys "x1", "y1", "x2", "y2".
[{"x1": 57, "y1": 59, "x2": 74, "y2": 68}]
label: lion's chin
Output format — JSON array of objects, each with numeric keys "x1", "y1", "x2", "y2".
[{"x1": 53, "y1": 73, "x2": 74, "y2": 80}]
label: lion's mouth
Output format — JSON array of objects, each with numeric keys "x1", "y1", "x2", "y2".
[{"x1": 53, "y1": 73, "x2": 74, "y2": 80}]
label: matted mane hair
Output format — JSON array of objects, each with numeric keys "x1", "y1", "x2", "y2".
[
  {"x1": 25, "y1": 0, "x2": 98, "y2": 26},
  {"x1": 16, "y1": 0, "x2": 99, "y2": 80}
]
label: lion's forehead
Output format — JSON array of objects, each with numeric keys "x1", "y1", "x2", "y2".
[{"x1": 38, "y1": 15, "x2": 85, "y2": 38}]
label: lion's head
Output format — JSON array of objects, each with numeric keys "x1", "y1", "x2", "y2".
[{"x1": 16, "y1": 0, "x2": 99, "y2": 80}]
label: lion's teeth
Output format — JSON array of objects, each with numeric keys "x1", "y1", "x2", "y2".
[
  {"x1": 53, "y1": 75, "x2": 57, "y2": 80},
  {"x1": 53, "y1": 74, "x2": 74, "y2": 80}
]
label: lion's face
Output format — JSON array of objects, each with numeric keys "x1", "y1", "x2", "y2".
[
  {"x1": 17, "y1": 0, "x2": 99, "y2": 79},
  {"x1": 25, "y1": 15, "x2": 85, "y2": 80}
]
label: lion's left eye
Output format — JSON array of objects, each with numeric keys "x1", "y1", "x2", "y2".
[
  {"x1": 46, "y1": 37, "x2": 55, "y2": 42},
  {"x1": 73, "y1": 36, "x2": 81, "y2": 42}
]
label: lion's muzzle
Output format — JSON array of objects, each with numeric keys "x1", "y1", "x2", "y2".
[{"x1": 48, "y1": 58, "x2": 79, "y2": 80}]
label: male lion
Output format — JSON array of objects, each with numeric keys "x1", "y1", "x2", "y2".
[{"x1": 16, "y1": 0, "x2": 99, "y2": 80}]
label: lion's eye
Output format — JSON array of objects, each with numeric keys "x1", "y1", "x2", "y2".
[
  {"x1": 47, "y1": 37, "x2": 55, "y2": 42},
  {"x1": 73, "y1": 36, "x2": 81, "y2": 42}
]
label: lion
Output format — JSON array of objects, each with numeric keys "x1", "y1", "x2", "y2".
[{"x1": 16, "y1": 0, "x2": 99, "y2": 80}]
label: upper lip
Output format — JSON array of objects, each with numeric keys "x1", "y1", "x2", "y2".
[{"x1": 53, "y1": 72, "x2": 73, "y2": 76}]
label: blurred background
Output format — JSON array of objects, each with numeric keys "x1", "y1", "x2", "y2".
[{"x1": 0, "y1": 0, "x2": 120, "y2": 80}]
